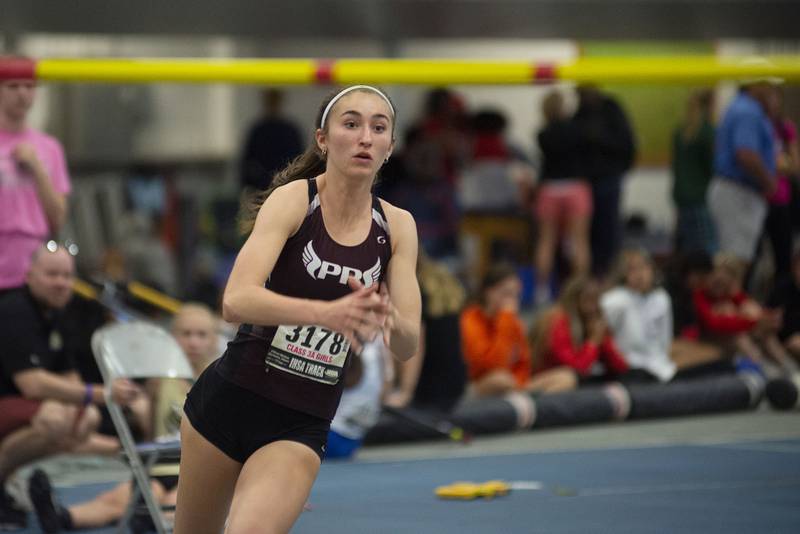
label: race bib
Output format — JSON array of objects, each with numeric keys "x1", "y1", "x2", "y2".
[{"x1": 267, "y1": 325, "x2": 351, "y2": 385}]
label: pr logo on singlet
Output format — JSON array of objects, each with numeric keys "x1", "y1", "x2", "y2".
[{"x1": 302, "y1": 240, "x2": 381, "y2": 287}]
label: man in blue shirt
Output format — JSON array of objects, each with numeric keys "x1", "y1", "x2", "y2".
[{"x1": 708, "y1": 72, "x2": 780, "y2": 267}]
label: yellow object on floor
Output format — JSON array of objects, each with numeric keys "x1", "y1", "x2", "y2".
[{"x1": 435, "y1": 480, "x2": 511, "y2": 500}]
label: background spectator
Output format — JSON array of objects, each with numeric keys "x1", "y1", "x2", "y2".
[
  {"x1": 327, "y1": 340, "x2": 391, "y2": 460},
  {"x1": 572, "y1": 84, "x2": 636, "y2": 278},
  {"x1": 385, "y1": 251, "x2": 468, "y2": 413},
  {"x1": 459, "y1": 109, "x2": 534, "y2": 212},
  {"x1": 462, "y1": 263, "x2": 575, "y2": 397},
  {"x1": 663, "y1": 251, "x2": 732, "y2": 375},
  {"x1": 768, "y1": 250, "x2": 800, "y2": 361},
  {"x1": 0, "y1": 244, "x2": 140, "y2": 530},
  {"x1": 665, "y1": 250, "x2": 714, "y2": 340},
  {"x1": 239, "y1": 88, "x2": 304, "y2": 192},
  {"x1": 761, "y1": 86, "x2": 799, "y2": 287},
  {"x1": 708, "y1": 70, "x2": 782, "y2": 271},
  {"x1": 150, "y1": 303, "x2": 220, "y2": 438},
  {"x1": 28, "y1": 303, "x2": 220, "y2": 533},
  {"x1": 694, "y1": 252, "x2": 796, "y2": 377},
  {"x1": 409, "y1": 88, "x2": 469, "y2": 188},
  {"x1": 403, "y1": 89, "x2": 469, "y2": 260},
  {"x1": 0, "y1": 64, "x2": 71, "y2": 293},
  {"x1": 601, "y1": 249, "x2": 676, "y2": 383},
  {"x1": 533, "y1": 276, "x2": 629, "y2": 384},
  {"x1": 671, "y1": 88, "x2": 716, "y2": 255},
  {"x1": 533, "y1": 90, "x2": 592, "y2": 307},
  {"x1": 395, "y1": 126, "x2": 462, "y2": 261}
]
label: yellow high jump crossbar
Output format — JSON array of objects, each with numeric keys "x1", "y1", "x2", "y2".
[
  {"x1": 2, "y1": 56, "x2": 800, "y2": 85},
  {"x1": 73, "y1": 278, "x2": 183, "y2": 315}
]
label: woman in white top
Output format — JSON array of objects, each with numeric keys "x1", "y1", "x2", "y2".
[{"x1": 601, "y1": 249, "x2": 677, "y2": 382}]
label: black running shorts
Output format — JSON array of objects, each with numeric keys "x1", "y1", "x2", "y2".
[{"x1": 184, "y1": 362, "x2": 330, "y2": 463}]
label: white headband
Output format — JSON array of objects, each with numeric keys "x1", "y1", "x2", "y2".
[{"x1": 319, "y1": 85, "x2": 395, "y2": 130}]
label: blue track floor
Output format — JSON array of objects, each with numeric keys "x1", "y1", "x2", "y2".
[{"x1": 18, "y1": 438, "x2": 800, "y2": 533}]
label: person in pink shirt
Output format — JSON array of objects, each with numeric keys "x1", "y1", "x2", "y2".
[{"x1": 0, "y1": 60, "x2": 71, "y2": 291}]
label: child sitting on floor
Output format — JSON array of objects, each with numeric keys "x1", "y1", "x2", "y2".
[{"x1": 693, "y1": 253, "x2": 797, "y2": 377}]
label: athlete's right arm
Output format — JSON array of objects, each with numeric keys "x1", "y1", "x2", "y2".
[
  {"x1": 222, "y1": 181, "x2": 385, "y2": 337},
  {"x1": 223, "y1": 181, "x2": 320, "y2": 326}
]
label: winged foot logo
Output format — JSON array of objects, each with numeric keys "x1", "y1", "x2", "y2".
[{"x1": 302, "y1": 241, "x2": 381, "y2": 287}]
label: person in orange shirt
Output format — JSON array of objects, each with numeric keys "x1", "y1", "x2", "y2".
[{"x1": 461, "y1": 263, "x2": 576, "y2": 397}]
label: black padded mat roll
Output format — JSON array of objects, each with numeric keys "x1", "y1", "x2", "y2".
[
  {"x1": 627, "y1": 373, "x2": 763, "y2": 419},
  {"x1": 766, "y1": 374, "x2": 800, "y2": 411},
  {"x1": 531, "y1": 386, "x2": 618, "y2": 428}
]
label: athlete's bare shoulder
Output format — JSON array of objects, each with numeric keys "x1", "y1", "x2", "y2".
[
  {"x1": 269, "y1": 178, "x2": 311, "y2": 204},
  {"x1": 255, "y1": 179, "x2": 314, "y2": 236},
  {"x1": 377, "y1": 198, "x2": 413, "y2": 226},
  {"x1": 377, "y1": 198, "x2": 417, "y2": 242}
]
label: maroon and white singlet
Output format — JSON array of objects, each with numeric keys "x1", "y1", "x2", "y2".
[{"x1": 216, "y1": 178, "x2": 392, "y2": 420}]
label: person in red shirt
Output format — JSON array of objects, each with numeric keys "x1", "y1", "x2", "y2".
[
  {"x1": 693, "y1": 253, "x2": 797, "y2": 377},
  {"x1": 534, "y1": 276, "x2": 629, "y2": 384},
  {"x1": 461, "y1": 263, "x2": 575, "y2": 397}
]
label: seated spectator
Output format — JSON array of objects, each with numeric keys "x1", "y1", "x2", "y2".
[
  {"x1": 694, "y1": 253, "x2": 797, "y2": 377},
  {"x1": 601, "y1": 249, "x2": 676, "y2": 383},
  {"x1": 59, "y1": 291, "x2": 123, "y2": 454},
  {"x1": 0, "y1": 244, "x2": 140, "y2": 530},
  {"x1": 326, "y1": 339, "x2": 391, "y2": 460},
  {"x1": 663, "y1": 250, "x2": 731, "y2": 376},
  {"x1": 384, "y1": 251, "x2": 467, "y2": 413},
  {"x1": 149, "y1": 303, "x2": 220, "y2": 438},
  {"x1": 665, "y1": 250, "x2": 713, "y2": 339},
  {"x1": 28, "y1": 303, "x2": 219, "y2": 533},
  {"x1": 767, "y1": 249, "x2": 800, "y2": 361},
  {"x1": 534, "y1": 276, "x2": 629, "y2": 384},
  {"x1": 461, "y1": 263, "x2": 575, "y2": 397}
]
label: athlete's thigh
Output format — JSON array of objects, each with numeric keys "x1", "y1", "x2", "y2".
[
  {"x1": 226, "y1": 440, "x2": 321, "y2": 534},
  {"x1": 174, "y1": 417, "x2": 242, "y2": 534}
]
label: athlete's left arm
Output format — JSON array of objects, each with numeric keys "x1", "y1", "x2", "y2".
[{"x1": 383, "y1": 204, "x2": 421, "y2": 362}]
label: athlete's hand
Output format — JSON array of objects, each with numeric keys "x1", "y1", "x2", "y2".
[{"x1": 320, "y1": 277, "x2": 387, "y2": 354}]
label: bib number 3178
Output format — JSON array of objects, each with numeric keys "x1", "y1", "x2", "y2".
[{"x1": 266, "y1": 325, "x2": 351, "y2": 385}]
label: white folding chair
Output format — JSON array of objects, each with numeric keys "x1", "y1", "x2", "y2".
[{"x1": 92, "y1": 321, "x2": 194, "y2": 534}]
